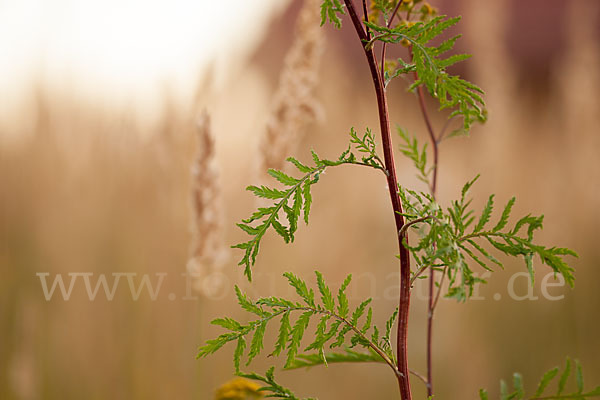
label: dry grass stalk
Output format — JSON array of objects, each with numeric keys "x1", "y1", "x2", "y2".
[
  {"x1": 187, "y1": 110, "x2": 229, "y2": 297},
  {"x1": 259, "y1": 0, "x2": 324, "y2": 173}
]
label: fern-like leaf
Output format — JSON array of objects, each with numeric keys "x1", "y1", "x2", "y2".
[
  {"x1": 233, "y1": 129, "x2": 387, "y2": 280},
  {"x1": 364, "y1": 15, "x2": 486, "y2": 133},
  {"x1": 238, "y1": 367, "x2": 315, "y2": 400},
  {"x1": 479, "y1": 359, "x2": 600, "y2": 399},
  {"x1": 398, "y1": 177, "x2": 576, "y2": 301},
  {"x1": 198, "y1": 271, "x2": 403, "y2": 381}
]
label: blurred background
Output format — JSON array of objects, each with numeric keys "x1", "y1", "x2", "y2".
[{"x1": 1, "y1": 0, "x2": 599, "y2": 399}]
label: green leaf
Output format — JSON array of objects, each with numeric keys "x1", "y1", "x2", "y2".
[
  {"x1": 371, "y1": 325, "x2": 380, "y2": 345},
  {"x1": 320, "y1": 0, "x2": 344, "y2": 28},
  {"x1": 311, "y1": 150, "x2": 321, "y2": 165},
  {"x1": 272, "y1": 218, "x2": 291, "y2": 243},
  {"x1": 235, "y1": 286, "x2": 267, "y2": 317},
  {"x1": 256, "y1": 296, "x2": 296, "y2": 308},
  {"x1": 383, "y1": 308, "x2": 399, "y2": 349},
  {"x1": 284, "y1": 272, "x2": 315, "y2": 307},
  {"x1": 585, "y1": 387, "x2": 600, "y2": 396},
  {"x1": 558, "y1": 358, "x2": 572, "y2": 395},
  {"x1": 467, "y1": 239, "x2": 503, "y2": 267},
  {"x1": 315, "y1": 271, "x2": 335, "y2": 312},
  {"x1": 268, "y1": 169, "x2": 300, "y2": 186},
  {"x1": 272, "y1": 311, "x2": 291, "y2": 357},
  {"x1": 513, "y1": 373, "x2": 524, "y2": 398},
  {"x1": 459, "y1": 243, "x2": 493, "y2": 272},
  {"x1": 285, "y1": 348, "x2": 384, "y2": 370},
  {"x1": 493, "y1": 197, "x2": 516, "y2": 232},
  {"x1": 481, "y1": 358, "x2": 600, "y2": 400},
  {"x1": 367, "y1": 15, "x2": 486, "y2": 132},
  {"x1": 200, "y1": 272, "x2": 401, "y2": 399},
  {"x1": 500, "y1": 379, "x2": 509, "y2": 400},
  {"x1": 430, "y1": 178, "x2": 578, "y2": 299},
  {"x1": 337, "y1": 275, "x2": 352, "y2": 318},
  {"x1": 246, "y1": 185, "x2": 288, "y2": 199},
  {"x1": 287, "y1": 156, "x2": 313, "y2": 173},
  {"x1": 332, "y1": 324, "x2": 352, "y2": 348},
  {"x1": 197, "y1": 331, "x2": 239, "y2": 358},
  {"x1": 576, "y1": 359, "x2": 584, "y2": 393},
  {"x1": 211, "y1": 317, "x2": 243, "y2": 332},
  {"x1": 534, "y1": 366, "x2": 559, "y2": 397},
  {"x1": 286, "y1": 311, "x2": 312, "y2": 367},
  {"x1": 462, "y1": 174, "x2": 480, "y2": 198},
  {"x1": 233, "y1": 336, "x2": 246, "y2": 372},
  {"x1": 474, "y1": 195, "x2": 494, "y2": 233},
  {"x1": 361, "y1": 307, "x2": 373, "y2": 334},
  {"x1": 237, "y1": 367, "x2": 305, "y2": 400},
  {"x1": 236, "y1": 223, "x2": 260, "y2": 236},
  {"x1": 302, "y1": 181, "x2": 312, "y2": 224},
  {"x1": 234, "y1": 132, "x2": 388, "y2": 280},
  {"x1": 397, "y1": 127, "x2": 430, "y2": 184},
  {"x1": 351, "y1": 299, "x2": 372, "y2": 328},
  {"x1": 525, "y1": 253, "x2": 534, "y2": 285},
  {"x1": 438, "y1": 53, "x2": 471, "y2": 68},
  {"x1": 304, "y1": 315, "x2": 330, "y2": 363}
]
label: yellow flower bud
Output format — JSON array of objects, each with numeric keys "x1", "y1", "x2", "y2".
[
  {"x1": 419, "y1": 2, "x2": 438, "y2": 21},
  {"x1": 384, "y1": 59, "x2": 399, "y2": 75},
  {"x1": 215, "y1": 377, "x2": 263, "y2": 400}
]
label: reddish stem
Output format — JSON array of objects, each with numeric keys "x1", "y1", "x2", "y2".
[
  {"x1": 343, "y1": 1, "x2": 412, "y2": 399},
  {"x1": 362, "y1": 0, "x2": 371, "y2": 40},
  {"x1": 380, "y1": 1, "x2": 404, "y2": 84},
  {"x1": 426, "y1": 265, "x2": 434, "y2": 396},
  {"x1": 414, "y1": 63, "x2": 439, "y2": 398},
  {"x1": 416, "y1": 85, "x2": 438, "y2": 193}
]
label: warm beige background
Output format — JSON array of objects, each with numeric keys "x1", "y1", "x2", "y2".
[{"x1": 1, "y1": 0, "x2": 599, "y2": 399}]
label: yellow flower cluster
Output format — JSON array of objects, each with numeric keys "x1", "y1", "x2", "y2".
[
  {"x1": 215, "y1": 378, "x2": 263, "y2": 400},
  {"x1": 368, "y1": 0, "x2": 400, "y2": 24},
  {"x1": 367, "y1": 0, "x2": 436, "y2": 24},
  {"x1": 418, "y1": 2, "x2": 437, "y2": 21},
  {"x1": 384, "y1": 59, "x2": 399, "y2": 76},
  {"x1": 396, "y1": 20, "x2": 417, "y2": 47}
]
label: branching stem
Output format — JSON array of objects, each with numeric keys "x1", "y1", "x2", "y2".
[
  {"x1": 410, "y1": 263, "x2": 429, "y2": 286},
  {"x1": 431, "y1": 266, "x2": 447, "y2": 311},
  {"x1": 380, "y1": 0, "x2": 405, "y2": 82},
  {"x1": 398, "y1": 215, "x2": 435, "y2": 237},
  {"x1": 289, "y1": 307, "x2": 429, "y2": 388},
  {"x1": 257, "y1": 305, "x2": 401, "y2": 379},
  {"x1": 411, "y1": 47, "x2": 439, "y2": 398},
  {"x1": 302, "y1": 306, "x2": 399, "y2": 377},
  {"x1": 362, "y1": 0, "x2": 371, "y2": 40},
  {"x1": 342, "y1": 1, "x2": 412, "y2": 398}
]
